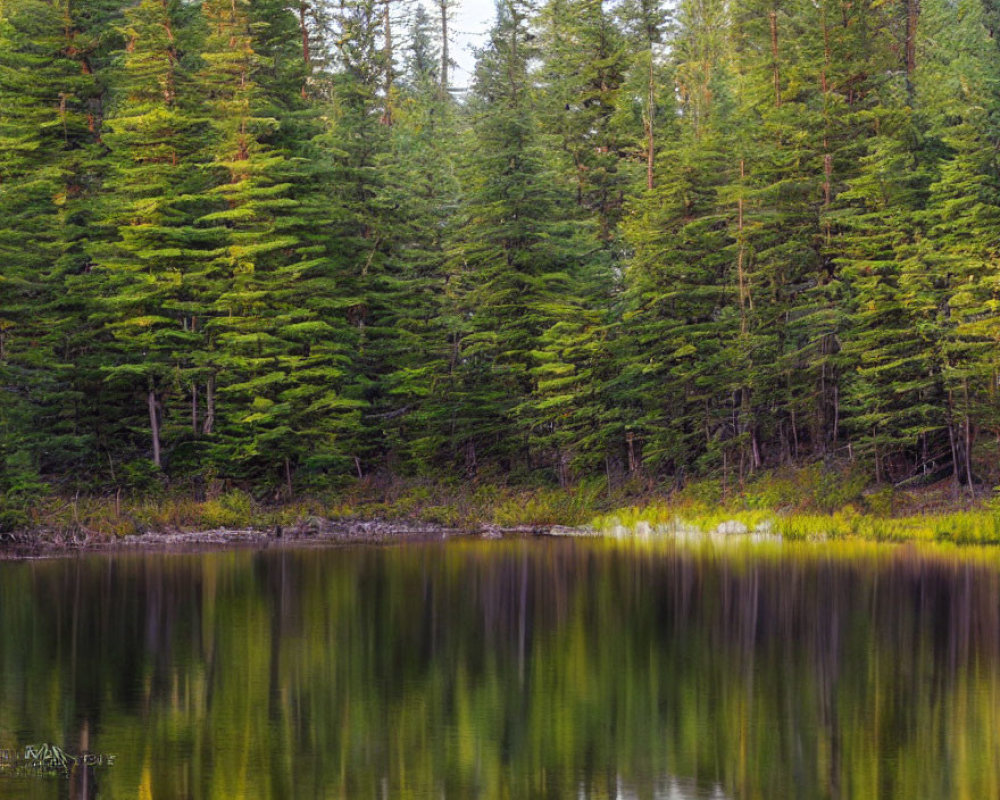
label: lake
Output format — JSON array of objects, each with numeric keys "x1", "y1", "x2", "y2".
[{"x1": 1, "y1": 538, "x2": 999, "y2": 798}]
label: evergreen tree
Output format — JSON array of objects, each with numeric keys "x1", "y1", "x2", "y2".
[
  {"x1": 90, "y1": 0, "x2": 210, "y2": 472},
  {"x1": 538, "y1": 0, "x2": 632, "y2": 240},
  {"x1": 365, "y1": 10, "x2": 461, "y2": 470},
  {"x1": 618, "y1": 0, "x2": 739, "y2": 480},
  {"x1": 621, "y1": 134, "x2": 737, "y2": 477},
  {"x1": 834, "y1": 128, "x2": 932, "y2": 481},
  {"x1": 195, "y1": 0, "x2": 356, "y2": 490},
  {"x1": 0, "y1": 0, "x2": 118, "y2": 482},
  {"x1": 896, "y1": 0, "x2": 1000, "y2": 488},
  {"x1": 6, "y1": 0, "x2": 1000, "y2": 498},
  {"x1": 447, "y1": 0, "x2": 600, "y2": 480}
]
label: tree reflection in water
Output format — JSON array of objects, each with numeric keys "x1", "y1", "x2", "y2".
[{"x1": 0, "y1": 539, "x2": 998, "y2": 799}]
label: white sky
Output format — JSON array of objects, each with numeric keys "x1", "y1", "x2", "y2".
[{"x1": 448, "y1": 0, "x2": 497, "y2": 87}]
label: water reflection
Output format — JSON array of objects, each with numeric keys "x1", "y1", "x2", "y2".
[{"x1": 1, "y1": 539, "x2": 999, "y2": 798}]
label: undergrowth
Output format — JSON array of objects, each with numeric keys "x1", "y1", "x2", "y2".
[{"x1": 5, "y1": 463, "x2": 1000, "y2": 545}]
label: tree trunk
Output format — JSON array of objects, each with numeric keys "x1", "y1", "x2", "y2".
[
  {"x1": 159, "y1": 0, "x2": 177, "y2": 105},
  {"x1": 947, "y1": 416, "x2": 960, "y2": 499},
  {"x1": 769, "y1": 9, "x2": 781, "y2": 107},
  {"x1": 832, "y1": 384, "x2": 839, "y2": 443},
  {"x1": 874, "y1": 427, "x2": 882, "y2": 484},
  {"x1": 190, "y1": 316, "x2": 198, "y2": 434},
  {"x1": 736, "y1": 159, "x2": 752, "y2": 326},
  {"x1": 964, "y1": 379, "x2": 974, "y2": 496},
  {"x1": 820, "y1": 8, "x2": 832, "y2": 198},
  {"x1": 148, "y1": 386, "x2": 161, "y2": 468},
  {"x1": 465, "y1": 439, "x2": 477, "y2": 478},
  {"x1": 790, "y1": 406, "x2": 799, "y2": 460},
  {"x1": 382, "y1": 0, "x2": 393, "y2": 125},
  {"x1": 439, "y1": 0, "x2": 449, "y2": 95},
  {"x1": 722, "y1": 450, "x2": 728, "y2": 501},
  {"x1": 905, "y1": 0, "x2": 919, "y2": 86},
  {"x1": 964, "y1": 414, "x2": 974, "y2": 495},
  {"x1": 645, "y1": 49, "x2": 655, "y2": 190},
  {"x1": 557, "y1": 450, "x2": 569, "y2": 489},
  {"x1": 203, "y1": 376, "x2": 215, "y2": 435},
  {"x1": 299, "y1": 1, "x2": 311, "y2": 98}
]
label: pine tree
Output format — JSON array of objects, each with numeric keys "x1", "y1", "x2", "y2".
[
  {"x1": 833, "y1": 128, "x2": 932, "y2": 481},
  {"x1": 614, "y1": 0, "x2": 670, "y2": 192},
  {"x1": 538, "y1": 0, "x2": 632, "y2": 240},
  {"x1": 895, "y1": 0, "x2": 1000, "y2": 489},
  {"x1": 726, "y1": 0, "x2": 901, "y2": 466},
  {"x1": 89, "y1": 0, "x2": 211, "y2": 473},
  {"x1": 617, "y1": 0, "x2": 739, "y2": 480},
  {"x1": 364, "y1": 10, "x2": 461, "y2": 470},
  {"x1": 0, "y1": 0, "x2": 118, "y2": 482},
  {"x1": 195, "y1": 0, "x2": 357, "y2": 491},
  {"x1": 312, "y1": 0, "x2": 396, "y2": 477},
  {"x1": 621, "y1": 136, "x2": 737, "y2": 477},
  {"x1": 446, "y1": 0, "x2": 600, "y2": 480}
]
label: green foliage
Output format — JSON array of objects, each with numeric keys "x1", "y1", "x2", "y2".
[
  {"x1": 198, "y1": 489, "x2": 254, "y2": 528},
  {"x1": 865, "y1": 487, "x2": 896, "y2": 517},
  {"x1": 443, "y1": 0, "x2": 612, "y2": 483},
  {"x1": 120, "y1": 459, "x2": 164, "y2": 494},
  {"x1": 0, "y1": 449, "x2": 46, "y2": 532},
  {"x1": 4, "y1": 0, "x2": 1000, "y2": 503},
  {"x1": 675, "y1": 478, "x2": 724, "y2": 508},
  {"x1": 799, "y1": 463, "x2": 868, "y2": 513}
]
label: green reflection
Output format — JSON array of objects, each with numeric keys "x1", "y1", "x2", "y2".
[{"x1": 1, "y1": 540, "x2": 1000, "y2": 799}]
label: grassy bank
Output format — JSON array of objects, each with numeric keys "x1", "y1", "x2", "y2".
[
  {"x1": 1, "y1": 480, "x2": 609, "y2": 540},
  {"x1": 591, "y1": 506, "x2": 1000, "y2": 546},
  {"x1": 4, "y1": 464, "x2": 1000, "y2": 545},
  {"x1": 591, "y1": 465, "x2": 1000, "y2": 545}
]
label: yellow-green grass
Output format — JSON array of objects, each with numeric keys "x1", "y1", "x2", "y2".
[{"x1": 590, "y1": 505, "x2": 1000, "y2": 545}]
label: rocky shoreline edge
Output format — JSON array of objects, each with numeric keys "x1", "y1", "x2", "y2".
[
  {"x1": 0, "y1": 517, "x2": 789, "y2": 560},
  {"x1": 0, "y1": 520, "x2": 580, "y2": 559}
]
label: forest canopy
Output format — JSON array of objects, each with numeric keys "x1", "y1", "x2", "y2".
[{"x1": 2, "y1": 0, "x2": 1000, "y2": 499}]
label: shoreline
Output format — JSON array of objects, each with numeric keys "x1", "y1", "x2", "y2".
[
  {"x1": 7, "y1": 506, "x2": 1000, "y2": 560},
  {"x1": 0, "y1": 519, "x2": 576, "y2": 560},
  {"x1": 4, "y1": 471, "x2": 1000, "y2": 559}
]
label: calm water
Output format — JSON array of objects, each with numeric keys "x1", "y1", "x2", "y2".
[{"x1": 1, "y1": 538, "x2": 999, "y2": 799}]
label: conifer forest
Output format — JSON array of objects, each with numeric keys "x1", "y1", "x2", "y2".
[{"x1": 3, "y1": 0, "x2": 1000, "y2": 503}]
